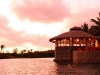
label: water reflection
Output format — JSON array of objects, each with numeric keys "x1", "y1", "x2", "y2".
[
  {"x1": 54, "y1": 62, "x2": 100, "y2": 75},
  {"x1": 0, "y1": 58, "x2": 99, "y2": 75}
]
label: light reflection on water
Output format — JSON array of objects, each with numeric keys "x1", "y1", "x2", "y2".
[{"x1": 0, "y1": 58, "x2": 100, "y2": 75}]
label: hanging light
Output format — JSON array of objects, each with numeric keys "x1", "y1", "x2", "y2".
[{"x1": 76, "y1": 38, "x2": 79, "y2": 41}]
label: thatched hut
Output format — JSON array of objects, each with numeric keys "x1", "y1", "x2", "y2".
[{"x1": 49, "y1": 26, "x2": 100, "y2": 62}]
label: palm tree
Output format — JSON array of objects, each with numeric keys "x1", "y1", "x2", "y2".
[
  {"x1": 23, "y1": 49, "x2": 26, "y2": 53},
  {"x1": 30, "y1": 49, "x2": 33, "y2": 52},
  {"x1": 0, "y1": 45, "x2": 5, "y2": 53},
  {"x1": 13, "y1": 48, "x2": 18, "y2": 54},
  {"x1": 81, "y1": 22, "x2": 89, "y2": 32},
  {"x1": 89, "y1": 12, "x2": 100, "y2": 37}
]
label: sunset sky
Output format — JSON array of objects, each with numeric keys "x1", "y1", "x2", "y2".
[{"x1": 0, "y1": 0, "x2": 100, "y2": 53}]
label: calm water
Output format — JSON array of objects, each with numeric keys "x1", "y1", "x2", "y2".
[{"x1": 0, "y1": 58, "x2": 100, "y2": 75}]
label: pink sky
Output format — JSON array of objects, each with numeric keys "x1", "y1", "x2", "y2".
[{"x1": 0, "y1": 0, "x2": 100, "y2": 53}]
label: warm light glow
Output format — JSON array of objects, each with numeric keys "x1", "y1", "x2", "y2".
[
  {"x1": 95, "y1": 40, "x2": 99, "y2": 47},
  {"x1": 70, "y1": 37, "x2": 72, "y2": 40},
  {"x1": 76, "y1": 38, "x2": 79, "y2": 41},
  {"x1": 52, "y1": 40, "x2": 56, "y2": 43}
]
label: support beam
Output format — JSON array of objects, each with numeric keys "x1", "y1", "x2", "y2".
[{"x1": 70, "y1": 37, "x2": 72, "y2": 46}]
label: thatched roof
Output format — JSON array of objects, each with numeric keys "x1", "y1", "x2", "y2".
[{"x1": 49, "y1": 26, "x2": 100, "y2": 42}]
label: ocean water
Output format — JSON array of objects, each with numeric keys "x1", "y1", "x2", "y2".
[{"x1": 0, "y1": 58, "x2": 100, "y2": 75}]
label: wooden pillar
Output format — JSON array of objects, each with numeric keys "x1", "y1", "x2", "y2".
[
  {"x1": 86, "y1": 38, "x2": 89, "y2": 46},
  {"x1": 79, "y1": 39, "x2": 81, "y2": 46},
  {"x1": 62, "y1": 39, "x2": 64, "y2": 46},
  {"x1": 57, "y1": 40, "x2": 59, "y2": 47},
  {"x1": 55, "y1": 40, "x2": 58, "y2": 47},
  {"x1": 70, "y1": 37, "x2": 72, "y2": 46},
  {"x1": 60, "y1": 40, "x2": 61, "y2": 46}
]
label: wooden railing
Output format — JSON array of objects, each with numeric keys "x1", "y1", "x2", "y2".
[{"x1": 78, "y1": 47, "x2": 100, "y2": 51}]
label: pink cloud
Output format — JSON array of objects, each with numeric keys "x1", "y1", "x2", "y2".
[
  {"x1": 0, "y1": 15, "x2": 9, "y2": 30},
  {"x1": 0, "y1": 15, "x2": 53, "y2": 49},
  {"x1": 22, "y1": 34, "x2": 54, "y2": 48},
  {"x1": 10, "y1": 0, "x2": 70, "y2": 23},
  {"x1": 63, "y1": 7, "x2": 100, "y2": 32}
]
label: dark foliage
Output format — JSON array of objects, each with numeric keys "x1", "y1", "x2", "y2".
[{"x1": 0, "y1": 50, "x2": 55, "y2": 59}]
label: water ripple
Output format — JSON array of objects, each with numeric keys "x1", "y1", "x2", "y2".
[{"x1": 0, "y1": 58, "x2": 99, "y2": 75}]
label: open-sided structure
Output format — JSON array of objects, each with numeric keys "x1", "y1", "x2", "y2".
[{"x1": 49, "y1": 26, "x2": 100, "y2": 62}]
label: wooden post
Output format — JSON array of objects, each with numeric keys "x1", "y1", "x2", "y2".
[
  {"x1": 86, "y1": 38, "x2": 89, "y2": 46},
  {"x1": 70, "y1": 37, "x2": 72, "y2": 46},
  {"x1": 55, "y1": 40, "x2": 58, "y2": 47}
]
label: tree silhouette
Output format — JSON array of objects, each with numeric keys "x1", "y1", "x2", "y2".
[
  {"x1": 13, "y1": 48, "x2": 18, "y2": 54},
  {"x1": 89, "y1": 12, "x2": 100, "y2": 37},
  {"x1": 81, "y1": 22, "x2": 89, "y2": 32},
  {"x1": 23, "y1": 49, "x2": 26, "y2": 53},
  {"x1": 0, "y1": 45, "x2": 5, "y2": 53}
]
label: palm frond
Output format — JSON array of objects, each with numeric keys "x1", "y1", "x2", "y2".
[
  {"x1": 97, "y1": 17, "x2": 100, "y2": 21},
  {"x1": 91, "y1": 19, "x2": 100, "y2": 26},
  {"x1": 81, "y1": 23, "x2": 89, "y2": 32}
]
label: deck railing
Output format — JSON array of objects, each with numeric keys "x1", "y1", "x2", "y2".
[{"x1": 78, "y1": 47, "x2": 100, "y2": 51}]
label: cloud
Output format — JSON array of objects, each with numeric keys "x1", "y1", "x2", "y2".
[
  {"x1": 63, "y1": 7, "x2": 100, "y2": 32},
  {"x1": 22, "y1": 34, "x2": 54, "y2": 48},
  {"x1": 0, "y1": 15, "x2": 53, "y2": 49},
  {"x1": 10, "y1": 0, "x2": 70, "y2": 23},
  {"x1": 0, "y1": 15, "x2": 25, "y2": 46},
  {"x1": 0, "y1": 15, "x2": 9, "y2": 30}
]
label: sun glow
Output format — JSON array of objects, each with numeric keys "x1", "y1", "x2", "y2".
[
  {"x1": 9, "y1": 16, "x2": 67, "y2": 37},
  {"x1": 0, "y1": 0, "x2": 66, "y2": 38},
  {"x1": 0, "y1": 0, "x2": 63, "y2": 52},
  {"x1": 0, "y1": 0, "x2": 12, "y2": 15}
]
